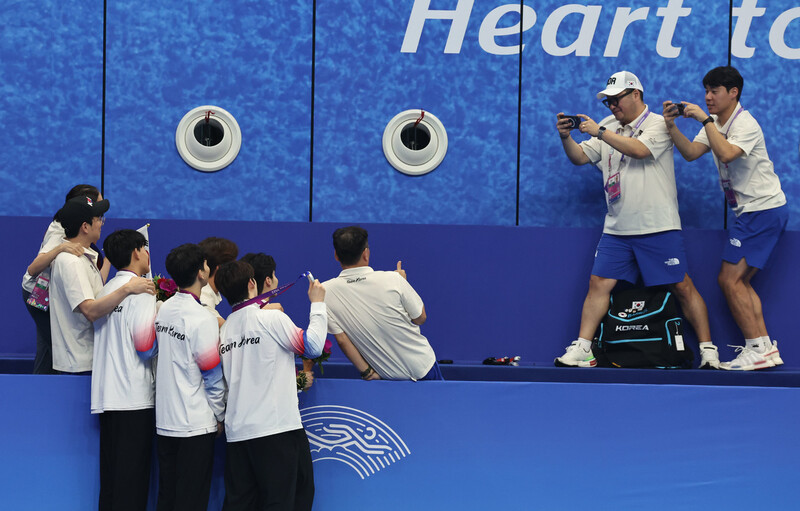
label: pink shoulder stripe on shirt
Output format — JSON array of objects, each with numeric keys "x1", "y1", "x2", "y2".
[
  {"x1": 291, "y1": 327, "x2": 306, "y2": 355},
  {"x1": 196, "y1": 346, "x2": 221, "y2": 371},
  {"x1": 133, "y1": 323, "x2": 156, "y2": 353}
]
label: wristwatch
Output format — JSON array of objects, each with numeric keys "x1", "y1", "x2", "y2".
[
  {"x1": 702, "y1": 116, "x2": 714, "y2": 126},
  {"x1": 597, "y1": 126, "x2": 607, "y2": 140}
]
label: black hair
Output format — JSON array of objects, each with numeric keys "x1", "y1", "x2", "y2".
[
  {"x1": 215, "y1": 260, "x2": 255, "y2": 306},
  {"x1": 198, "y1": 237, "x2": 239, "y2": 277},
  {"x1": 240, "y1": 253, "x2": 277, "y2": 294},
  {"x1": 165, "y1": 243, "x2": 206, "y2": 289},
  {"x1": 333, "y1": 226, "x2": 369, "y2": 266},
  {"x1": 703, "y1": 66, "x2": 743, "y2": 101},
  {"x1": 103, "y1": 229, "x2": 147, "y2": 271}
]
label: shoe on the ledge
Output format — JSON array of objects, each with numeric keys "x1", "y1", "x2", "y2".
[
  {"x1": 554, "y1": 341, "x2": 597, "y2": 368},
  {"x1": 719, "y1": 344, "x2": 775, "y2": 371},
  {"x1": 764, "y1": 340, "x2": 784, "y2": 366},
  {"x1": 698, "y1": 343, "x2": 720, "y2": 369}
]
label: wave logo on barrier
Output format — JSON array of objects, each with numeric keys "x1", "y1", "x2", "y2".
[{"x1": 300, "y1": 405, "x2": 410, "y2": 479}]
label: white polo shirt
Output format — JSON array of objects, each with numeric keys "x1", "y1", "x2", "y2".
[
  {"x1": 50, "y1": 246, "x2": 104, "y2": 373},
  {"x1": 91, "y1": 271, "x2": 157, "y2": 414},
  {"x1": 580, "y1": 106, "x2": 682, "y2": 235},
  {"x1": 220, "y1": 302, "x2": 326, "y2": 442},
  {"x1": 323, "y1": 267, "x2": 435, "y2": 381},
  {"x1": 21, "y1": 221, "x2": 65, "y2": 293},
  {"x1": 693, "y1": 102, "x2": 786, "y2": 217},
  {"x1": 155, "y1": 292, "x2": 225, "y2": 437}
]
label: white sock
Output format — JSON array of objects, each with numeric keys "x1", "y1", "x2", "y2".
[
  {"x1": 745, "y1": 337, "x2": 761, "y2": 350},
  {"x1": 577, "y1": 337, "x2": 592, "y2": 349},
  {"x1": 759, "y1": 336, "x2": 772, "y2": 350}
]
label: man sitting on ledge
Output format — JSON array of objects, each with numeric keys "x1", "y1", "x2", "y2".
[{"x1": 323, "y1": 226, "x2": 441, "y2": 381}]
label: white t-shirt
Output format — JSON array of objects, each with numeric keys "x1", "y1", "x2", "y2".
[
  {"x1": 323, "y1": 267, "x2": 435, "y2": 381},
  {"x1": 91, "y1": 271, "x2": 157, "y2": 414},
  {"x1": 200, "y1": 284, "x2": 223, "y2": 319},
  {"x1": 50, "y1": 247, "x2": 104, "y2": 373},
  {"x1": 154, "y1": 292, "x2": 225, "y2": 437},
  {"x1": 693, "y1": 102, "x2": 786, "y2": 217},
  {"x1": 580, "y1": 106, "x2": 682, "y2": 235},
  {"x1": 220, "y1": 302, "x2": 326, "y2": 442},
  {"x1": 21, "y1": 221, "x2": 65, "y2": 293}
]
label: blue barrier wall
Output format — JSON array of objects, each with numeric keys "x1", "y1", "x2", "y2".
[
  {"x1": 2, "y1": 375, "x2": 799, "y2": 510},
  {"x1": 3, "y1": 216, "x2": 799, "y2": 368}
]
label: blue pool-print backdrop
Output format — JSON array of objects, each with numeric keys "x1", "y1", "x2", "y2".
[
  {"x1": 520, "y1": 0, "x2": 730, "y2": 229},
  {"x1": 312, "y1": 0, "x2": 519, "y2": 225},
  {"x1": 103, "y1": 0, "x2": 313, "y2": 221},
  {"x1": 1, "y1": 0, "x2": 103, "y2": 214},
  {"x1": 1, "y1": 0, "x2": 799, "y2": 228},
  {"x1": 732, "y1": 4, "x2": 800, "y2": 228}
]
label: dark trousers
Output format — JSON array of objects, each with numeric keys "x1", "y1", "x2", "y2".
[
  {"x1": 223, "y1": 428, "x2": 315, "y2": 511},
  {"x1": 22, "y1": 289, "x2": 56, "y2": 374},
  {"x1": 99, "y1": 409, "x2": 155, "y2": 511},
  {"x1": 156, "y1": 432, "x2": 216, "y2": 511}
]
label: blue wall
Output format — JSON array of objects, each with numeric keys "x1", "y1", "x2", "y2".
[
  {"x1": 3, "y1": 375, "x2": 799, "y2": 510},
  {"x1": 2, "y1": 0, "x2": 798, "y2": 227},
  {"x1": 4, "y1": 216, "x2": 799, "y2": 368}
]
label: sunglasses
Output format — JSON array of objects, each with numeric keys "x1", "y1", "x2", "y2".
[{"x1": 602, "y1": 89, "x2": 634, "y2": 108}]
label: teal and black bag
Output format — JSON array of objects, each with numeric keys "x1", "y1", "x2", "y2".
[{"x1": 595, "y1": 287, "x2": 693, "y2": 368}]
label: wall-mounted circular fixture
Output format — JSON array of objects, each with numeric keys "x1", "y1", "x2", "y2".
[
  {"x1": 175, "y1": 106, "x2": 241, "y2": 172},
  {"x1": 382, "y1": 110, "x2": 448, "y2": 176}
]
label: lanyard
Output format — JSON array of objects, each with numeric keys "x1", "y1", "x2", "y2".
[
  {"x1": 178, "y1": 290, "x2": 202, "y2": 304},
  {"x1": 231, "y1": 271, "x2": 312, "y2": 313},
  {"x1": 607, "y1": 109, "x2": 650, "y2": 173},
  {"x1": 721, "y1": 106, "x2": 744, "y2": 174}
]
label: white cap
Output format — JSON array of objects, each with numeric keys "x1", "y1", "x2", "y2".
[{"x1": 596, "y1": 71, "x2": 643, "y2": 99}]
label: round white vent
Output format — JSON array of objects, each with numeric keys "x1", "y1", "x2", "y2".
[
  {"x1": 176, "y1": 106, "x2": 242, "y2": 172},
  {"x1": 382, "y1": 110, "x2": 448, "y2": 176}
]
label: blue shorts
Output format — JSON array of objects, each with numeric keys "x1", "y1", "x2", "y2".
[
  {"x1": 723, "y1": 205, "x2": 788, "y2": 269},
  {"x1": 592, "y1": 231, "x2": 688, "y2": 286}
]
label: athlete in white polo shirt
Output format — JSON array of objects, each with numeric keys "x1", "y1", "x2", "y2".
[
  {"x1": 49, "y1": 196, "x2": 154, "y2": 373},
  {"x1": 91, "y1": 229, "x2": 157, "y2": 511},
  {"x1": 148, "y1": 243, "x2": 226, "y2": 510},
  {"x1": 215, "y1": 259, "x2": 326, "y2": 511},
  {"x1": 554, "y1": 70, "x2": 718, "y2": 369},
  {"x1": 323, "y1": 226, "x2": 440, "y2": 381},
  {"x1": 664, "y1": 65, "x2": 787, "y2": 370}
]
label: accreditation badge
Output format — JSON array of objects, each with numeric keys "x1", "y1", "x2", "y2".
[
  {"x1": 606, "y1": 172, "x2": 621, "y2": 205},
  {"x1": 721, "y1": 178, "x2": 738, "y2": 208}
]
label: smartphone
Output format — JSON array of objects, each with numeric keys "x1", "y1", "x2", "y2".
[
  {"x1": 561, "y1": 115, "x2": 582, "y2": 130},
  {"x1": 673, "y1": 103, "x2": 685, "y2": 116}
]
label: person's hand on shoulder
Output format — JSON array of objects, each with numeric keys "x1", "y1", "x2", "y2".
[
  {"x1": 60, "y1": 241, "x2": 85, "y2": 257},
  {"x1": 126, "y1": 277, "x2": 156, "y2": 295}
]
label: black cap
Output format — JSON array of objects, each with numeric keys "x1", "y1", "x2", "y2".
[{"x1": 56, "y1": 196, "x2": 110, "y2": 232}]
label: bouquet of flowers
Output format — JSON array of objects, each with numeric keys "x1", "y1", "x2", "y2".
[
  {"x1": 301, "y1": 339, "x2": 333, "y2": 375},
  {"x1": 153, "y1": 274, "x2": 178, "y2": 302},
  {"x1": 296, "y1": 370, "x2": 308, "y2": 392}
]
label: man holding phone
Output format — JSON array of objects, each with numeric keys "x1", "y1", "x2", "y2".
[
  {"x1": 663, "y1": 66, "x2": 787, "y2": 370},
  {"x1": 553, "y1": 70, "x2": 719, "y2": 369}
]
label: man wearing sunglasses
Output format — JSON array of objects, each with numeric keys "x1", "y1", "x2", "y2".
[{"x1": 554, "y1": 70, "x2": 718, "y2": 370}]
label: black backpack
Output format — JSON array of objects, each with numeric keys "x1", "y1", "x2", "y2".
[{"x1": 595, "y1": 287, "x2": 693, "y2": 368}]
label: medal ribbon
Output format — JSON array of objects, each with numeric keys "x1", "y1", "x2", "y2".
[{"x1": 231, "y1": 271, "x2": 312, "y2": 313}]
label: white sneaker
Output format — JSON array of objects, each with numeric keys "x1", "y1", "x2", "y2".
[
  {"x1": 698, "y1": 344, "x2": 720, "y2": 369},
  {"x1": 719, "y1": 344, "x2": 775, "y2": 371},
  {"x1": 764, "y1": 340, "x2": 784, "y2": 366},
  {"x1": 554, "y1": 341, "x2": 597, "y2": 368}
]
